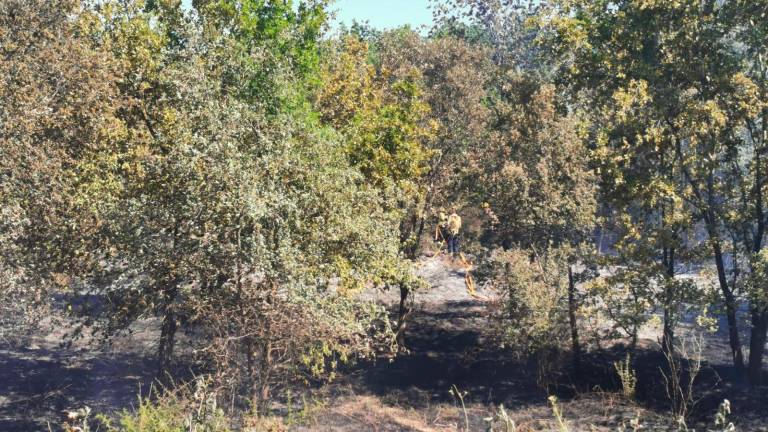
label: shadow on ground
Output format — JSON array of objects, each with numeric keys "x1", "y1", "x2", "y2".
[
  {"x1": 344, "y1": 298, "x2": 544, "y2": 409},
  {"x1": 341, "y1": 294, "x2": 768, "y2": 428},
  {"x1": 0, "y1": 345, "x2": 156, "y2": 431}
]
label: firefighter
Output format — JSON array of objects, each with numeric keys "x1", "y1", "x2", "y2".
[
  {"x1": 446, "y1": 209, "x2": 462, "y2": 256},
  {"x1": 435, "y1": 208, "x2": 449, "y2": 243}
]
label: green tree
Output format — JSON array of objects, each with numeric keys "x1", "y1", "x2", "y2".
[
  {"x1": 43, "y1": 2, "x2": 408, "y2": 407},
  {"x1": 480, "y1": 76, "x2": 596, "y2": 250},
  {"x1": 192, "y1": 0, "x2": 329, "y2": 112},
  {"x1": 374, "y1": 29, "x2": 493, "y2": 251},
  {"x1": 722, "y1": 0, "x2": 768, "y2": 383},
  {"x1": 585, "y1": 75, "x2": 697, "y2": 354},
  {"x1": 72, "y1": 0, "x2": 199, "y2": 375},
  {"x1": 0, "y1": 0, "x2": 124, "y2": 343},
  {"x1": 480, "y1": 73, "x2": 598, "y2": 368},
  {"x1": 318, "y1": 35, "x2": 436, "y2": 189},
  {"x1": 544, "y1": 0, "x2": 768, "y2": 381},
  {"x1": 316, "y1": 34, "x2": 437, "y2": 347}
]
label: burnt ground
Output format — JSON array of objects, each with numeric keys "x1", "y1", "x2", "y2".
[
  {"x1": 2, "y1": 255, "x2": 768, "y2": 431},
  {"x1": 328, "y1": 255, "x2": 768, "y2": 430},
  {"x1": 0, "y1": 319, "x2": 159, "y2": 431}
]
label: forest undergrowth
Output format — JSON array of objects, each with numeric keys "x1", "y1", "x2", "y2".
[{"x1": 3, "y1": 0, "x2": 768, "y2": 430}]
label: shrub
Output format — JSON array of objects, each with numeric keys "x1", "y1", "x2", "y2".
[
  {"x1": 96, "y1": 379, "x2": 230, "y2": 432},
  {"x1": 614, "y1": 353, "x2": 637, "y2": 400}
]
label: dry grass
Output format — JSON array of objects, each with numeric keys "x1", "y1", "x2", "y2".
[
  {"x1": 286, "y1": 390, "x2": 670, "y2": 432},
  {"x1": 294, "y1": 395, "x2": 465, "y2": 431}
]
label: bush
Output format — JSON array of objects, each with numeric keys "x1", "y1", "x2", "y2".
[
  {"x1": 488, "y1": 247, "x2": 573, "y2": 354},
  {"x1": 95, "y1": 380, "x2": 230, "y2": 432},
  {"x1": 112, "y1": 398, "x2": 228, "y2": 432}
]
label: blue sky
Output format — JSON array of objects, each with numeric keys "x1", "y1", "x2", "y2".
[
  {"x1": 330, "y1": 0, "x2": 434, "y2": 31},
  {"x1": 180, "y1": 0, "x2": 436, "y2": 31}
]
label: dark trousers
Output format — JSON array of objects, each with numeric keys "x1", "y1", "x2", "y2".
[{"x1": 447, "y1": 233, "x2": 460, "y2": 254}]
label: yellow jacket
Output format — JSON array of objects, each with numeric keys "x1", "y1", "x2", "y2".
[
  {"x1": 447, "y1": 213, "x2": 461, "y2": 235},
  {"x1": 438, "y1": 211, "x2": 448, "y2": 227}
]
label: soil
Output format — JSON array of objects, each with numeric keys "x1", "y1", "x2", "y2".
[
  {"x1": 2, "y1": 254, "x2": 767, "y2": 431},
  {"x1": 0, "y1": 317, "x2": 158, "y2": 431}
]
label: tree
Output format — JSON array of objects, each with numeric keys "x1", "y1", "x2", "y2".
[
  {"x1": 430, "y1": 0, "x2": 543, "y2": 69},
  {"x1": 70, "y1": 0, "x2": 199, "y2": 375},
  {"x1": 584, "y1": 75, "x2": 698, "y2": 354},
  {"x1": 489, "y1": 246, "x2": 576, "y2": 383},
  {"x1": 543, "y1": 0, "x2": 768, "y2": 378},
  {"x1": 479, "y1": 73, "x2": 598, "y2": 368},
  {"x1": 0, "y1": 0, "x2": 124, "y2": 344},
  {"x1": 722, "y1": 0, "x2": 768, "y2": 385},
  {"x1": 479, "y1": 75, "x2": 596, "y2": 250},
  {"x1": 374, "y1": 29, "x2": 493, "y2": 251},
  {"x1": 316, "y1": 33, "x2": 438, "y2": 347},
  {"x1": 192, "y1": 0, "x2": 330, "y2": 112},
  {"x1": 41, "y1": 2, "x2": 410, "y2": 406}
]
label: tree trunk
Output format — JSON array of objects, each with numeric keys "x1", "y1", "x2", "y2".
[
  {"x1": 747, "y1": 144, "x2": 766, "y2": 386},
  {"x1": 567, "y1": 266, "x2": 581, "y2": 371},
  {"x1": 713, "y1": 241, "x2": 745, "y2": 370},
  {"x1": 629, "y1": 326, "x2": 638, "y2": 352},
  {"x1": 396, "y1": 284, "x2": 411, "y2": 349},
  {"x1": 748, "y1": 307, "x2": 768, "y2": 386},
  {"x1": 410, "y1": 186, "x2": 438, "y2": 259},
  {"x1": 662, "y1": 303, "x2": 675, "y2": 355},
  {"x1": 258, "y1": 337, "x2": 273, "y2": 413},
  {"x1": 662, "y1": 247, "x2": 676, "y2": 355},
  {"x1": 157, "y1": 291, "x2": 178, "y2": 379},
  {"x1": 158, "y1": 219, "x2": 181, "y2": 379},
  {"x1": 253, "y1": 280, "x2": 277, "y2": 414}
]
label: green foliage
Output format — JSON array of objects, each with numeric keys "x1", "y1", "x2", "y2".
[
  {"x1": 106, "y1": 397, "x2": 229, "y2": 432},
  {"x1": 2, "y1": 0, "x2": 411, "y2": 410},
  {"x1": 480, "y1": 74, "x2": 596, "y2": 249},
  {"x1": 97, "y1": 380, "x2": 230, "y2": 432},
  {"x1": 317, "y1": 35, "x2": 437, "y2": 188},
  {"x1": 11, "y1": 0, "x2": 768, "y2": 422},
  {"x1": 614, "y1": 353, "x2": 637, "y2": 400},
  {"x1": 747, "y1": 248, "x2": 768, "y2": 307},
  {"x1": 542, "y1": 0, "x2": 768, "y2": 379},
  {"x1": 316, "y1": 31, "x2": 442, "y2": 273},
  {"x1": 586, "y1": 271, "x2": 652, "y2": 348},
  {"x1": 489, "y1": 247, "x2": 574, "y2": 353},
  {"x1": 0, "y1": 0, "x2": 124, "y2": 342},
  {"x1": 375, "y1": 28, "x2": 493, "y2": 211},
  {"x1": 193, "y1": 0, "x2": 329, "y2": 113}
]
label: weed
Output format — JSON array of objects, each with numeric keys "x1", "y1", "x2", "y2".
[
  {"x1": 661, "y1": 334, "x2": 704, "y2": 425},
  {"x1": 614, "y1": 353, "x2": 637, "y2": 400},
  {"x1": 548, "y1": 395, "x2": 570, "y2": 432},
  {"x1": 449, "y1": 384, "x2": 470, "y2": 431},
  {"x1": 712, "y1": 399, "x2": 735, "y2": 432},
  {"x1": 284, "y1": 391, "x2": 326, "y2": 427},
  {"x1": 484, "y1": 404, "x2": 519, "y2": 432}
]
